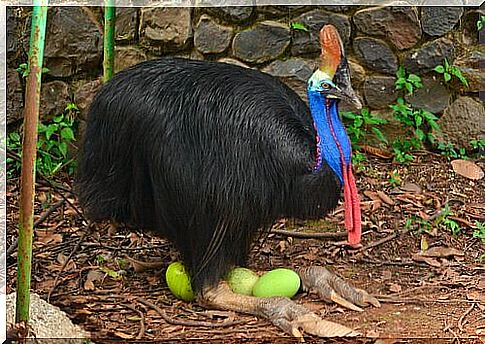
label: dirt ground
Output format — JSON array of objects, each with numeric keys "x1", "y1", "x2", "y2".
[{"x1": 6, "y1": 152, "x2": 485, "y2": 342}]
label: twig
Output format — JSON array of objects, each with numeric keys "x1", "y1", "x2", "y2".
[
  {"x1": 47, "y1": 224, "x2": 93, "y2": 302},
  {"x1": 270, "y1": 229, "x2": 347, "y2": 239},
  {"x1": 136, "y1": 297, "x2": 246, "y2": 328},
  {"x1": 7, "y1": 199, "x2": 66, "y2": 256},
  {"x1": 457, "y1": 303, "x2": 475, "y2": 332},
  {"x1": 121, "y1": 303, "x2": 146, "y2": 339},
  {"x1": 359, "y1": 232, "x2": 398, "y2": 251}
]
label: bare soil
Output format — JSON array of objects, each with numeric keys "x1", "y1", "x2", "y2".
[{"x1": 6, "y1": 153, "x2": 485, "y2": 342}]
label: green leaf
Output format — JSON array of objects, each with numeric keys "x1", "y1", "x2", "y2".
[
  {"x1": 408, "y1": 74, "x2": 421, "y2": 83},
  {"x1": 58, "y1": 142, "x2": 68, "y2": 158},
  {"x1": 371, "y1": 127, "x2": 388, "y2": 143},
  {"x1": 9, "y1": 132, "x2": 21, "y2": 142},
  {"x1": 354, "y1": 117, "x2": 364, "y2": 128},
  {"x1": 46, "y1": 124, "x2": 58, "y2": 140},
  {"x1": 434, "y1": 65, "x2": 445, "y2": 73},
  {"x1": 53, "y1": 115, "x2": 63, "y2": 123},
  {"x1": 396, "y1": 66, "x2": 406, "y2": 79},
  {"x1": 444, "y1": 72, "x2": 451, "y2": 82},
  {"x1": 290, "y1": 22, "x2": 309, "y2": 32},
  {"x1": 415, "y1": 128, "x2": 426, "y2": 141},
  {"x1": 427, "y1": 119, "x2": 440, "y2": 131},
  {"x1": 405, "y1": 82, "x2": 413, "y2": 95},
  {"x1": 423, "y1": 111, "x2": 438, "y2": 121},
  {"x1": 342, "y1": 112, "x2": 356, "y2": 120},
  {"x1": 415, "y1": 115, "x2": 423, "y2": 127},
  {"x1": 60, "y1": 127, "x2": 75, "y2": 141}
]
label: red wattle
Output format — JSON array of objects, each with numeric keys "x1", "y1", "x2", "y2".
[{"x1": 346, "y1": 163, "x2": 361, "y2": 246}]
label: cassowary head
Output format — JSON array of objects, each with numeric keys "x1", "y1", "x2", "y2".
[
  {"x1": 308, "y1": 26, "x2": 361, "y2": 109},
  {"x1": 307, "y1": 25, "x2": 362, "y2": 246}
]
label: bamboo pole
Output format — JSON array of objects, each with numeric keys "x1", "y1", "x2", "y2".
[
  {"x1": 16, "y1": 0, "x2": 48, "y2": 324},
  {"x1": 103, "y1": 0, "x2": 116, "y2": 82}
]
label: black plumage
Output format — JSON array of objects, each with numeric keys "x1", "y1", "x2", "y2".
[{"x1": 76, "y1": 58, "x2": 341, "y2": 291}]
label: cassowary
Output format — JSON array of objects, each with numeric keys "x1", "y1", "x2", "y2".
[{"x1": 76, "y1": 25, "x2": 380, "y2": 337}]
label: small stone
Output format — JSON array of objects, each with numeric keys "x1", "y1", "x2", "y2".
[
  {"x1": 421, "y1": 7, "x2": 463, "y2": 37},
  {"x1": 405, "y1": 77, "x2": 451, "y2": 114},
  {"x1": 206, "y1": 6, "x2": 254, "y2": 23},
  {"x1": 43, "y1": 7, "x2": 103, "y2": 77},
  {"x1": 291, "y1": 10, "x2": 351, "y2": 55},
  {"x1": 353, "y1": 7, "x2": 421, "y2": 50},
  {"x1": 7, "y1": 68, "x2": 23, "y2": 124},
  {"x1": 435, "y1": 97, "x2": 485, "y2": 150},
  {"x1": 40, "y1": 81, "x2": 71, "y2": 121},
  {"x1": 6, "y1": 293, "x2": 90, "y2": 341},
  {"x1": 233, "y1": 21, "x2": 290, "y2": 64},
  {"x1": 140, "y1": 7, "x2": 192, "y2": 53},
  {"x1": 262, "y1": 58, "x2": 317, "y2": 102},
  {"x1": 194, "y1": 15, "x2": 233, "y2": 54},
  {"x1": 403, "y1": 37, "x2": 454, "y2": 74},
  {"x1": 115, "y1": 46, "x2": 147, "y2": 74},
  {"x1": 363, "y1": 76, "x2": 398, "y2": 109},
  {"x1": 353, "y1": 37, "x2": 398, "y2": 75},
  {"x1": 115, "y1": 7, "x2": 137, "y2": 42}
]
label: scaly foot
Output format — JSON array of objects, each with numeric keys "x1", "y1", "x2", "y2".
[{"x1": 298, "y1": 266, "x2": 380, "y2": 312}]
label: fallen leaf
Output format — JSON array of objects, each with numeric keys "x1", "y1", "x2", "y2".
[
  {"x1": 412, "y1": 254, "x2": 441, "y2": 267},
  {"x1": 420, "y1": 236, "x2": 429, "y2": 252},
  {"x1": 124, "y1": 256, "x2": 164, "y2": 273},
  {"x1": 377, "y1": 190, "x2": 395, "y2": 205},
  {"x1": 451, "y1": 159, "x2": 484, "y2": 180},
  {"x1": 114, "y1": 331, "x2": 133, "y2": 339},
  {"x1": 360, "y1": 144, "x2": 393, "y2": 159},
  {"x1": 389, "y1": 283, "x2": 402, "y2": 293},
  {"x1": 35, "y1": 231, "x2": 62, "y2": 245},
  {"x1": 400, "y1": 182, "x2": 422, "y2": 194},
  {"x1": 363, "y1": 191, "x2": 381, "y2": 202},
  {"x1": 420, "y1": 246, "x2": 464, "y2": 258},
  {"x1": 84, "y1": 269, "x2": 104, "y2": 290}
]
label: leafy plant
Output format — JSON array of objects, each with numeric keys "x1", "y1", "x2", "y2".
[
  {"x1": 388, "y1": 170, "x2": 401, "y2": 186},
  {"x1": 470, "y1": 139, "x2": 485, "y2": 152},
  {"x1": 435, "y1": 204, "x2": 461, "y2": 236},
  {"x1": 290, "y1": 22, "x2": 309, "y2": 32},
  {"x1": 16, "y1": 62, "x2": 49, "y2": 78},
  {"x1": 395, "y1": 66, "x2": 422, "y2": 95},
  {"x1": 391, "y1": 138, "x2": 420, "y2": 164},
  {"x1": 437, "y1": 142, "x2": 467, "y2": 160},
  {"x1": 390, "y1": 97, "x2": 440, "y2": 145},
  {"x1": 473, "y1": 221, "x2": 485, "y2": 242},
  {"x1": 342, "y1": 108, "x2": 388, "y2": 149},
  {"x1": 7, "y1": 103, "x2": 79, "y2": 179},
  {"x1": 433, "y1": 58, "x2": 469, "y2": 87}
]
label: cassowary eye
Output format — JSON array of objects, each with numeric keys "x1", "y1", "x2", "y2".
[{"x1": 321, "y1": 82, "x2": 331, "y2": 90}]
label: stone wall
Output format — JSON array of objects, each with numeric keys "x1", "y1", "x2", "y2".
[{"x1": 6, "y1": 5, "x2": 484, "y2": 148}]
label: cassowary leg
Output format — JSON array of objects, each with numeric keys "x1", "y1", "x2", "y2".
[
  {"x1": 297, "y1": 266, "x2": 380, "y2": 312},
  {"x1": 199, "y1": 281, "x2": 359, "y2": 337}
]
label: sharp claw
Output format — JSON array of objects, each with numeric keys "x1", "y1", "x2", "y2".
[{"x1": 330, "y1": 291, "x2": 364, "y2": 312}]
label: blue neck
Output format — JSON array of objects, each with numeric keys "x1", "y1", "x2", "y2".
[{"x1": 308, "y1": 90, "x2": 352, "y2": 184}]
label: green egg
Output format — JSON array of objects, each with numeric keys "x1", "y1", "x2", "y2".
[
  {"x1": 165, "y1": 262, "x2": 195, "y2": 302},
  {"x1": 226, "y1": 267, "x2": 260, "y2": 296},
  {"x1": 252, "y1": 268, "x2": 301, "y2": 298}
]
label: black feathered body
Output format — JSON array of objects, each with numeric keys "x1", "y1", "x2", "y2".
[{"x1": 76, "y1": 58, "x2": 341, "y2": 291}]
